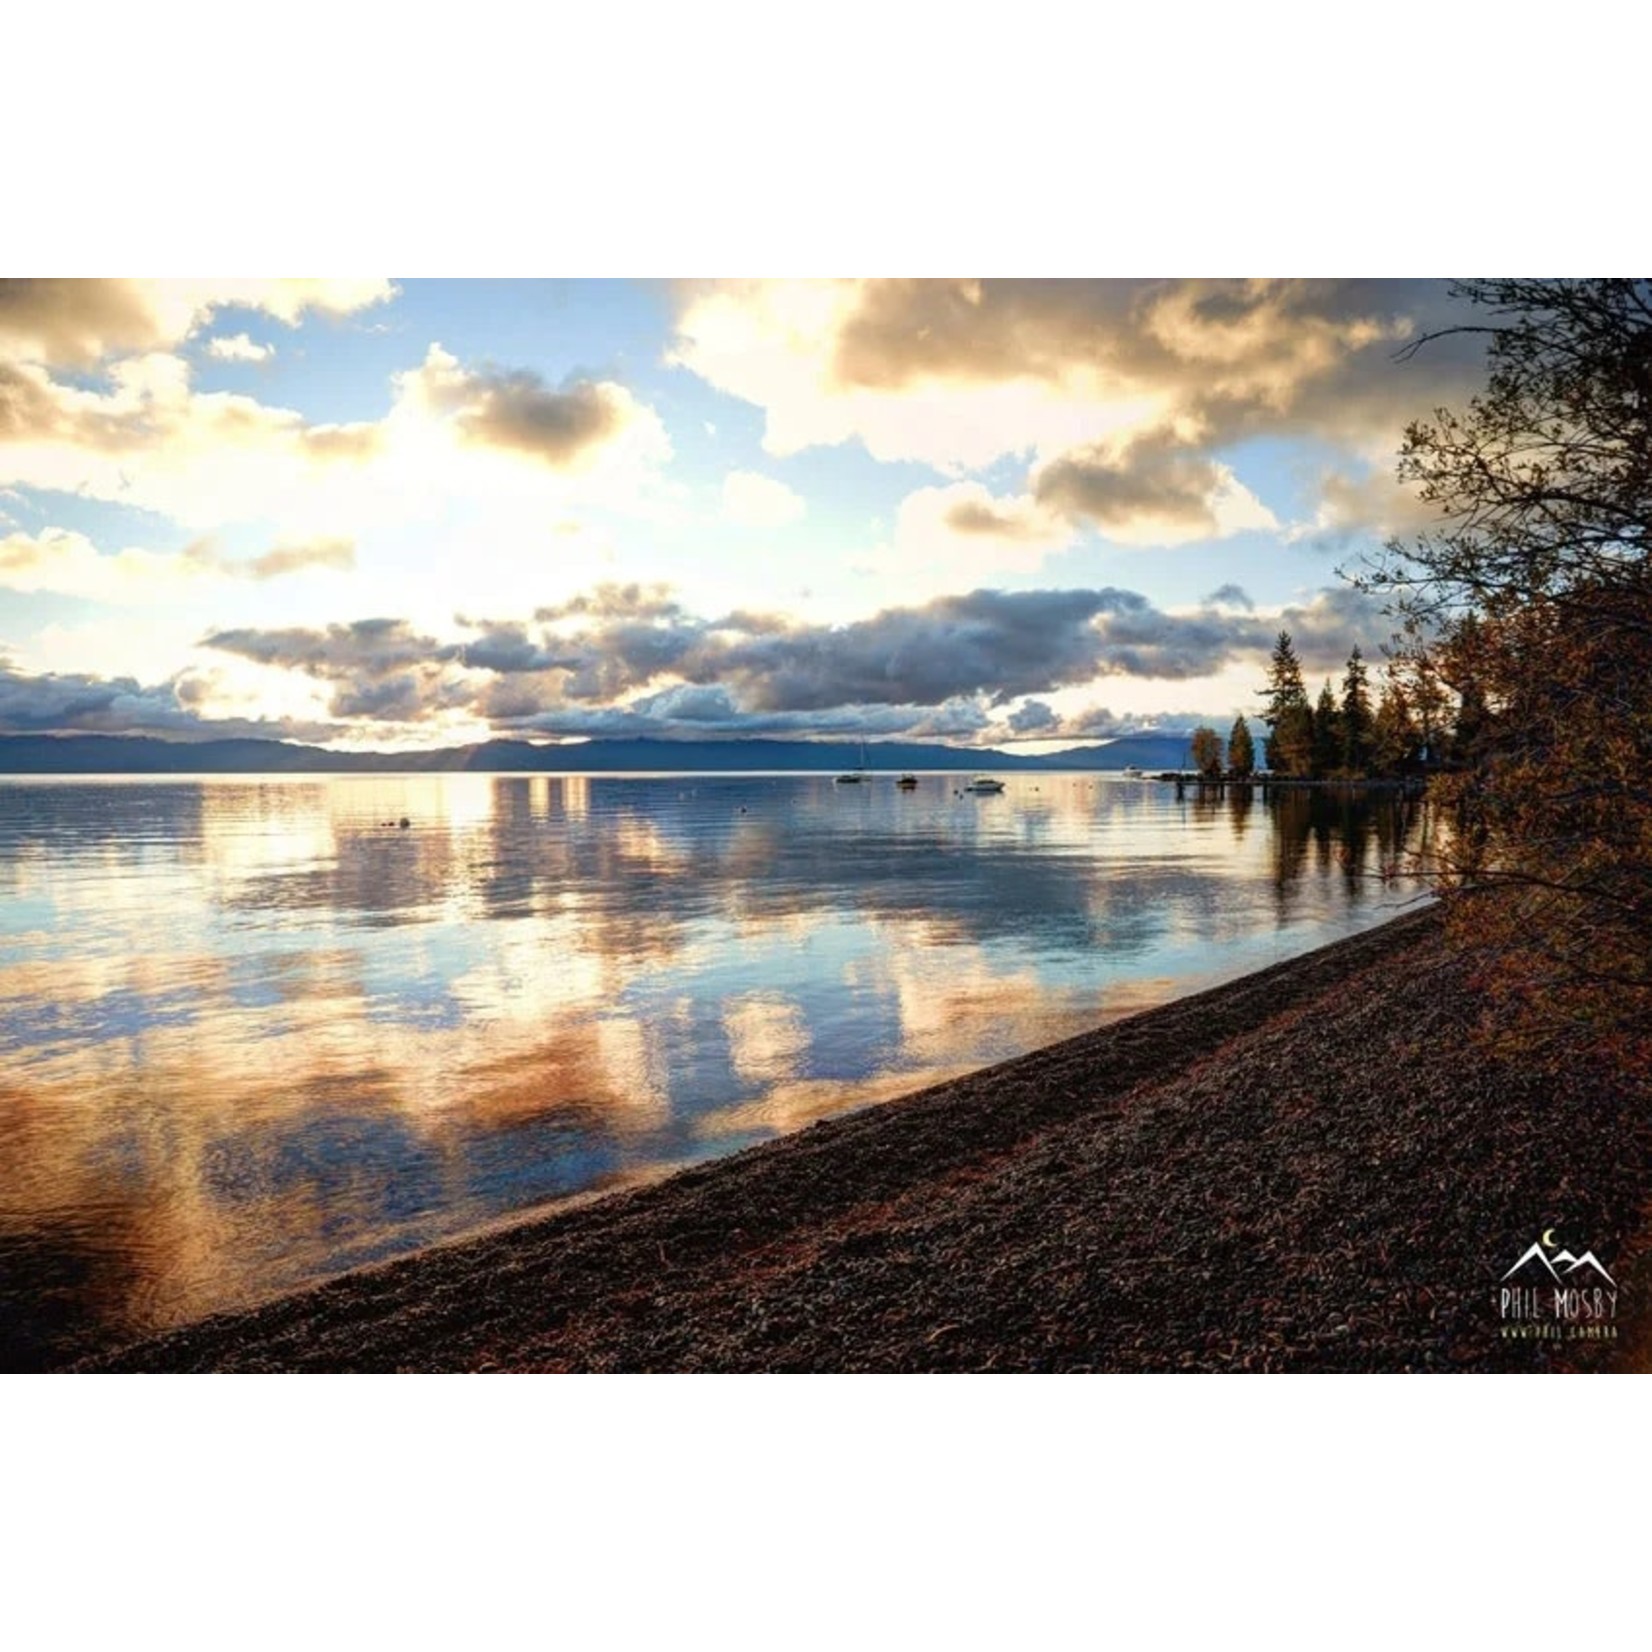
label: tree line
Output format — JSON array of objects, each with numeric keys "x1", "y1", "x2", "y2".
[{"x1": 1186, "y1": 632, "x2": 1462, "y2": 782}]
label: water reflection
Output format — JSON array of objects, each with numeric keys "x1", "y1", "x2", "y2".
[{"x1": 0, "y1": 772, "x2": 1429, "y2": 1365}]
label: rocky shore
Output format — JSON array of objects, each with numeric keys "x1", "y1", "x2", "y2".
[{"x1": 83, "y1": 906, "x2": 1650, "y2": 1373}]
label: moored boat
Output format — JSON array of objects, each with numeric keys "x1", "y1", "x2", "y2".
[{"x1": 836, "y1": 738, "x2": 870, "y2": 784}]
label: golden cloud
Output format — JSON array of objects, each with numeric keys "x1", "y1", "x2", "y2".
[
  {"x1": 0, "y1": 278, "x2": 394, "y2": 365},
  {"x1": 671, "y1": 278, "x2": 1484, "y2": 546}
]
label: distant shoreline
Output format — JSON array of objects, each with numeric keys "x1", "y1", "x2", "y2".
[
  {"x1": 0, "y1": 730, "x2": 1199, "y2": 778},
  {"x1": 81, "y1": 906, "x2": 1649, "y2": 1374}
]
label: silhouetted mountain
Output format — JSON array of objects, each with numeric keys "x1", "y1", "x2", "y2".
[{"x1": 0, "y1": 731, "x2": 1203, "y2": 776}]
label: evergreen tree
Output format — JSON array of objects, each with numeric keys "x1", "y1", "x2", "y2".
[
  {"x1": 1227, "y1": 715, "x2": 1255, "y2": 778},
  {"x1": 1260, "y1": 631, "x2": 1312, "y2": 774},
  {"x1": 1340, "y1": 647, "x2": 1373, "y2": 775},
  {"x1": 1312, "y1": 681, "x2": 1341, "y2": 778}
]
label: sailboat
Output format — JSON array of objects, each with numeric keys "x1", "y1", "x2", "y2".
[{"x1": 835, "y1": 739, "x2": 869, "y2": 784}]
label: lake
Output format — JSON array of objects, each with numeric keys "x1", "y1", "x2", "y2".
[{"x1": 0, "y1": 771, "x2": 1430, "y2": 1366}]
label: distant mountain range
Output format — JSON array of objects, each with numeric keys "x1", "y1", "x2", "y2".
[{"x1": 0, "y1": 731, "x2": 1203, "y2": 776}]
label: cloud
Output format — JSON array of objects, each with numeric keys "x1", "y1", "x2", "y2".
[
  {"x1": 400, "y1": 345, "x2": 649, "y2": 469},
  {"x1": 0, "y1": 351, "x2": 385, "y2": 528},
  {"x1": 1032, "y1": 428, "x2": 1277, "y2": 545},
  {"x1": 671, "y1": 278, "x2": 1487, "y2": 543},
  {"x1": 535, "y1": 583, "x2": 689, "y2": 625},
  {"x1": 942, "y1": 496, "x2": 1049, "y2": 540},
  {"x1": 0, "y1": 339, "x2": 669, "y2": 541},
  {"x1": 0, "y1": 660, "x2": 331, "y2": 740},
  {"x1": 202, "y1": 617, "x2": 461, "y2": 677},
  {"x1": 0, "y1": 279, "x2": 394, "y2": 366},
  {"x1": 722, "y1": 470, "x2": 806, "y2": 529},
  {"x1": 0, "y1": 526, "x2": 355, "y2": 602},
  {"x1": 199, "y1": 617, "x2": 477, "y2": 726},
  {"x1": 241, "y1": 535, "x2": 355, "y2": 579},
  {"x1": 822, "y1": 279, "x2": 1479, "y2": 443},
  {"x1": 190, "y1": 578, "x2": 1397, "y2": 747},
  {"x1": 1204, "y1": 583, "x2": 1254, "y2": 610},
  {"x1": 473, "y1": 684, "x2": 995, "y2": 744},
  {"x1": 1005, "y1": 698, "x2": 1060, "y2": 734},
  {"x1": 206, "y1": 333, "x2": 275, "y2": 364},
  {"x1": 1297, "y1": 466, "x2": 1447, "y2": 547},
  {"x1": 451, "y1": 621, "x2": 580, "y2": 675},
  {"x1": 992, "y1": 702, "x2": 1217, "y2": 743},
  {"x1": 671, "y1": 279, "x2": 1143, "y2": 473},
  {"x1": 888, "y1": 482, "x2": 1074, "y2": 581},
  {"x1": 204, "y1": 586, "x2": 1147, "y2": 735}
]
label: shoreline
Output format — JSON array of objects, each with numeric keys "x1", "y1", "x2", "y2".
[{"x1": 80, "y1": 906, "x2": 1649, "y2": 1373}]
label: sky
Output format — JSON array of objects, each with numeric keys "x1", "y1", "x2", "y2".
[{"x1": 0, "y1": 277, "x2": 1489, "y2": 752}]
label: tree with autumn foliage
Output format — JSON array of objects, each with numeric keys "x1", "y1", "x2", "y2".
[
  {"x1": 1357, "y1": 279, "x2": 1652, "y2": 1061},
  {"x1": 1190, "y1": 726, "x2": 1224, "y2": 779},
  {"x1": 1227, "y1": 715, "x2": 1255, "y2": 779},
  {"x1": 1370, "y1": 672, "x2": 1420, "y2": 777}
]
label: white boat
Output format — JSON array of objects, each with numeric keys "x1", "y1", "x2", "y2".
[
  {"x1": 1121, "y1": 765, "x2": 1143, "y2": 778},
  {"x1": 835, "y1": 738, "x2": 869, "y2": 784},
  {"x1": 962, "y1": 775, "x2": 1005, "y2": 794}
]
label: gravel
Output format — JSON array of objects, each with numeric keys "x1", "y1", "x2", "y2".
[{"x1": 80, "y1": 906, "x2": 1651, "y2": 1373}]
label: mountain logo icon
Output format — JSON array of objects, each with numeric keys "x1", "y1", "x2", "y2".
[{"x1": 1501, "y1": 1231, "x2": 1616, "y2": 1287}]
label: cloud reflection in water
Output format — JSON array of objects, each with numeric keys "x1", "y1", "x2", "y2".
[{"x1": 0, "y1": 772, "x2": 1427, "y2": 1363}]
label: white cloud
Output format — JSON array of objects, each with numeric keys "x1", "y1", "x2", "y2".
[
  {"x1": 0, "y1": 526, "x2": 356, "y2": 604},
  {"x1": 20, "y1": 613, "x2": 217, "y2": 685},
  {"x1": 671, "y1": 280, "x2": 1157, "y2": 473},
  {"x1": 1, "y1": 527, "x2": 206, "y2": 602},
  {"x1": 0, "y1": 343, "x2": 674, "y2": 545},
  {"x1": 893, "y1": 482, "x2": 1073, "y2": 574},
  {"x1": 206, "y1": 333, "x2": 275, "y2": 364},
  {"x1": 722, "y1": 469, "x2": 806, "y2": 529}
]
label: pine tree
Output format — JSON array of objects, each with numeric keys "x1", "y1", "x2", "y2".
[
  {"x1": 1340, "y1": 647, "x2": 1373, "y2": 775},
  {"x1": 1260, "y1": 631, "x2": 1312, "y2": 775},
  {"x1": 1312, "y1": 681, "x2": 1341, "y2": 778},
  {"x1": 1227, "y1": 715, "x2": 1255, "y2": 778}
]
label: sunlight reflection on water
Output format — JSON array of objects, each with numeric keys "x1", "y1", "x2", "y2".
[{"x1": 0, "y1": 770, "x2": 1430, "y2": 1364}]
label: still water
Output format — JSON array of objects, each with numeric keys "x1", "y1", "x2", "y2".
[{"x1": 0, "y1": 771, "x2": 1428, "y2": 1366}]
